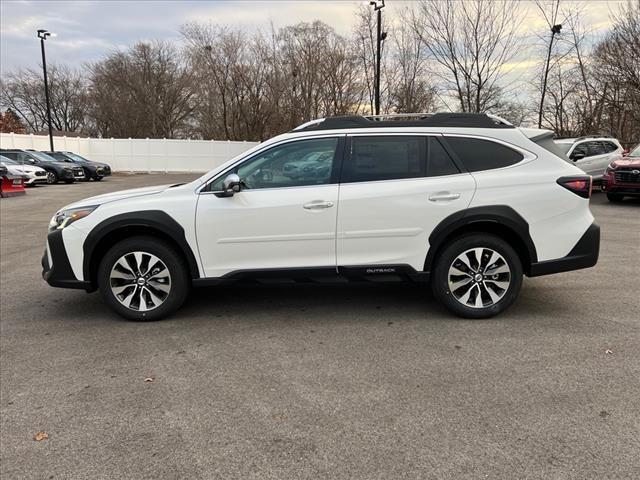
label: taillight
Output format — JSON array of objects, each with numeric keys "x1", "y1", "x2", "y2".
[{"x1": 557, "y1": 175, "x2": 592, "y2": 198}]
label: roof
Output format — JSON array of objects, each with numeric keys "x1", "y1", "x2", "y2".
[{"x1": 292, "y1": 113, "x2": 515, "y2": 132}]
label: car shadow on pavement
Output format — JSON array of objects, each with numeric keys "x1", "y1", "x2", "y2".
[{"x1": 42, "y1": 278, "x2": 583, "y2": 326}]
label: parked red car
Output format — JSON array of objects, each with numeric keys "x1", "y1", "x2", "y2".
[{"x1": 601, "y1": 143, "x2": 640, "y2": 202}]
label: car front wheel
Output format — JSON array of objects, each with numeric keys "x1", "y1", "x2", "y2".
[
  {"x1": 97, "y1": 237, "x2": 190, "y2": 321},
  {"x1": 431, "y1": 233, "x2": 523, "y2": 319},
  {"x1": 46, "y1": 171, "x2": 57, "y2": 184}
]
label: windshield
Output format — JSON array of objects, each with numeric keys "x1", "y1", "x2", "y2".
[
  {"x1": 47, "y1": 152, "x2": 70, "y2": 162},
  {"x1": 29, "y1": 151, "x2": 58, "y2": 162},
  {"x1": 629, "y1": 144, "x2": 640, "y2": 157},
  {"x1": 64, "y1": 152, "x2": 89, "y2": 163},
  {"x1": 534, "y1": 136, "x2": 569, "y2": 160},
  {"x1": 554, "y1": 142, "x2": 573, "y2": 155}
]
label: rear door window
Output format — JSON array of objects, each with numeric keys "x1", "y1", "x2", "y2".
[
  {"x1": 444, "y1": 137, "x2": 524, "y2": 172},
  {"x1": 587, "y1": 141, "x2": 606, "y2": 156},
  {"x1": 342, "y1": 136, "x2": 426, "y2": 183}
]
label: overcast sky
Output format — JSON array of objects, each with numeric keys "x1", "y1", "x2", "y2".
[{"x1": 0, "y1": 0, "x2": 624, "y2": 77}]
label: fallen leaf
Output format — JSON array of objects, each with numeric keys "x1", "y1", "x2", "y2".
[
  {"x1": 33, "y1": 431, "x2": 49, "y2": 441},
  {"x1": 144, "y1": 377, "x2": 155, "y2": 383}
]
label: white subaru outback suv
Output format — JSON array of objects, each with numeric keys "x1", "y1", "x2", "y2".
[{"x1": 42, "y1": 113, "x2": 600, "y2": 321}]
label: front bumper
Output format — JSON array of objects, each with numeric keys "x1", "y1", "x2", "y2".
[
  {"x1": 24, "y1": 173, "x2": 47, "y2": 185},
  {"x1": 528, "y1": 223, "x2": 600, "y2": 277},
  {"x1": 602, "y1": 171, "x2": 640, "y2": 196},
  {"x1": 60, "y1": 169, "x2": 75, "y2": 180},
  {"x1": 42, "y1": 229, "x2": 91, "y2": 290}
]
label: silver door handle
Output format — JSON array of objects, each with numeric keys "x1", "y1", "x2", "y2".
[
  {"x1": 303, "y1": 200, "x2": 334, "y2": 210},
  {"x1": 429, "y1": 193, "x2": 460, "y2": 202}
]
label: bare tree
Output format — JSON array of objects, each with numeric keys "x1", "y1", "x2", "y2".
[
  {"x1": 410, "y1": 0, "x2": 523, "y2": 113},
  {"x1": 1, "y1": 64, "x2": 89, "y2": 133},
  {"x1": 89, "y1": 41, "x2": 194, "y2": 138},
  {"x1": 391, "y1": 15, "x2": 438, "y2": 113},
  {"x1": 591, "y1": 0, "x2": 640, "y2": 146}
]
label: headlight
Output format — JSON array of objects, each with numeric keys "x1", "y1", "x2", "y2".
[{"x1": 49, "y1": 206, "x2": 98, "y2": 231}]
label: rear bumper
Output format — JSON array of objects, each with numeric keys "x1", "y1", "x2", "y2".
[
  {"x1": 528, "y1": 223, "x2": 600, "y2": 277},
  {"x1": 42, "y1": 229, "x2": 91, "y2": 290}
]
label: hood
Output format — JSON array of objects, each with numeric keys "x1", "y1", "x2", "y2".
[
  {"x1": 3, "y1": 163, "x2": 46, "y2": 174},
  {"x1": 611, "y1": 156, "x2": 640, "y2": 169},
  {"x1": 64, "y1": 184, "x2": 176, "y2": 209},
  {"x1": 86, "y1": 161, "x2": 110, "y2": 168},
  {"x1": 44, "y1": 160, "x2": 77, "y2": 169}
]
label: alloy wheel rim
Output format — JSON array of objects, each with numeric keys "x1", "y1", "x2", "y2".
[
  {"x1": 447, "y1": 247, "x2": 511, "y2": 309},
  {"x1": 46, "y1": 172, "x2": 56, "y2": 184},
  {"x1": 109, "y1": 251, "x2": 172, "y2": 311}
]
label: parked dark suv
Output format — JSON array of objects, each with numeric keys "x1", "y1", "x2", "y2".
[
  {"x1": 44, "y1": 151, "x2": 112, "y2": 181},
  {"x1": 0, "y1": 150, "x2": 84, "y2": 184}
]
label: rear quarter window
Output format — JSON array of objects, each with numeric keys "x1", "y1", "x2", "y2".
[{"x1": 444, "y1": 137, "x2": 524, "y2": 172}]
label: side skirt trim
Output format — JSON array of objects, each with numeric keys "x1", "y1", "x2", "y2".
[{"x1": 192, "y1": 264, "x2": 430, "y2": 287}]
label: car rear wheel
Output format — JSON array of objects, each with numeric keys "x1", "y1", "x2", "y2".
[
  {"x1": 606, "y1": 193, "x2": 624, "y2": 202},
  {"x1": 431, "y1": 233, "x2": 523, "y2": 319},
  {"x1": 46, "y1": 171, "x2": 57, "y2": 184},
  {"x1": 97, "y1": 237, "x2": 190, "y2": 321}
]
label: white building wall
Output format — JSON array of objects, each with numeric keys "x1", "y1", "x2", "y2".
[{"x1": 0, "y1": 133, "x2": 259, "y2": 173}]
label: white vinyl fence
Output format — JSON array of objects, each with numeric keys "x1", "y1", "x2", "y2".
[{"x1": 0, "y1": 133, "x2": 259, "y2": 173}]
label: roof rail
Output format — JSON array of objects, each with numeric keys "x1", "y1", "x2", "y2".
[
  {"x1": 292, "y1": 113, "x2": 515, "y2": 132},
  {"x1": 292, "y1": 118, "x2": 326, "y2": 131},
  {"x1": 575, "y1": 134, "x2": 614, "y2": 141},
  {"x1": 485, "y1": 113, "x2": 513, "y2": 127}
]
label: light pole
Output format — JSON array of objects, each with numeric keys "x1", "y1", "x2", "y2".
[
  {"x1": 538, "y1": 23, "x2": 562, "y2": 129},
  {"x1": 370, "y1": 0, "x2": 386, "y2": 115},
  {"x1": 37, "y1": 29, "x2": 54, "y2": 151}
]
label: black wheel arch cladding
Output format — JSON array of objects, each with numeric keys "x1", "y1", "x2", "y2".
[
  {"x1": 424, "y1": 205, "x2": 538, "y2": 274},
  {"x1": 83, "y1": 210, "x2": 200, "y2": 287}
]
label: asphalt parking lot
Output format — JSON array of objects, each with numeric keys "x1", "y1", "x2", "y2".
[{"x1": 1, "y1": 174, "x2": 639, "y2": 479}]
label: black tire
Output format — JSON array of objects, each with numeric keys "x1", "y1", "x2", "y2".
[
  {"x1": 46, "y1": 171, "x2": 57, "y2": 184},
  {"x1": 94, "y1": 176, "x2": 104, "y2": 181},
  {"x1": 97, "y1": 236, "x2": 190, "y2": 321},
  {"x1": 64, "y1": 179, "x2": 74, "y2": 184},
  {"x1": 606, "y1": 193, "x2": 624, "y2": 202},
  {"x1": 431, "y1": 233, "x2": 523, "y2": 319}
]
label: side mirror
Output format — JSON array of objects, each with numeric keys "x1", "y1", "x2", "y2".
[
  {"x1": 571, "y1": 152, "x2": 586, "y2": 161},
  {"x1": 216, "y1": 173, "x2": 242, "y2": 197}
]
